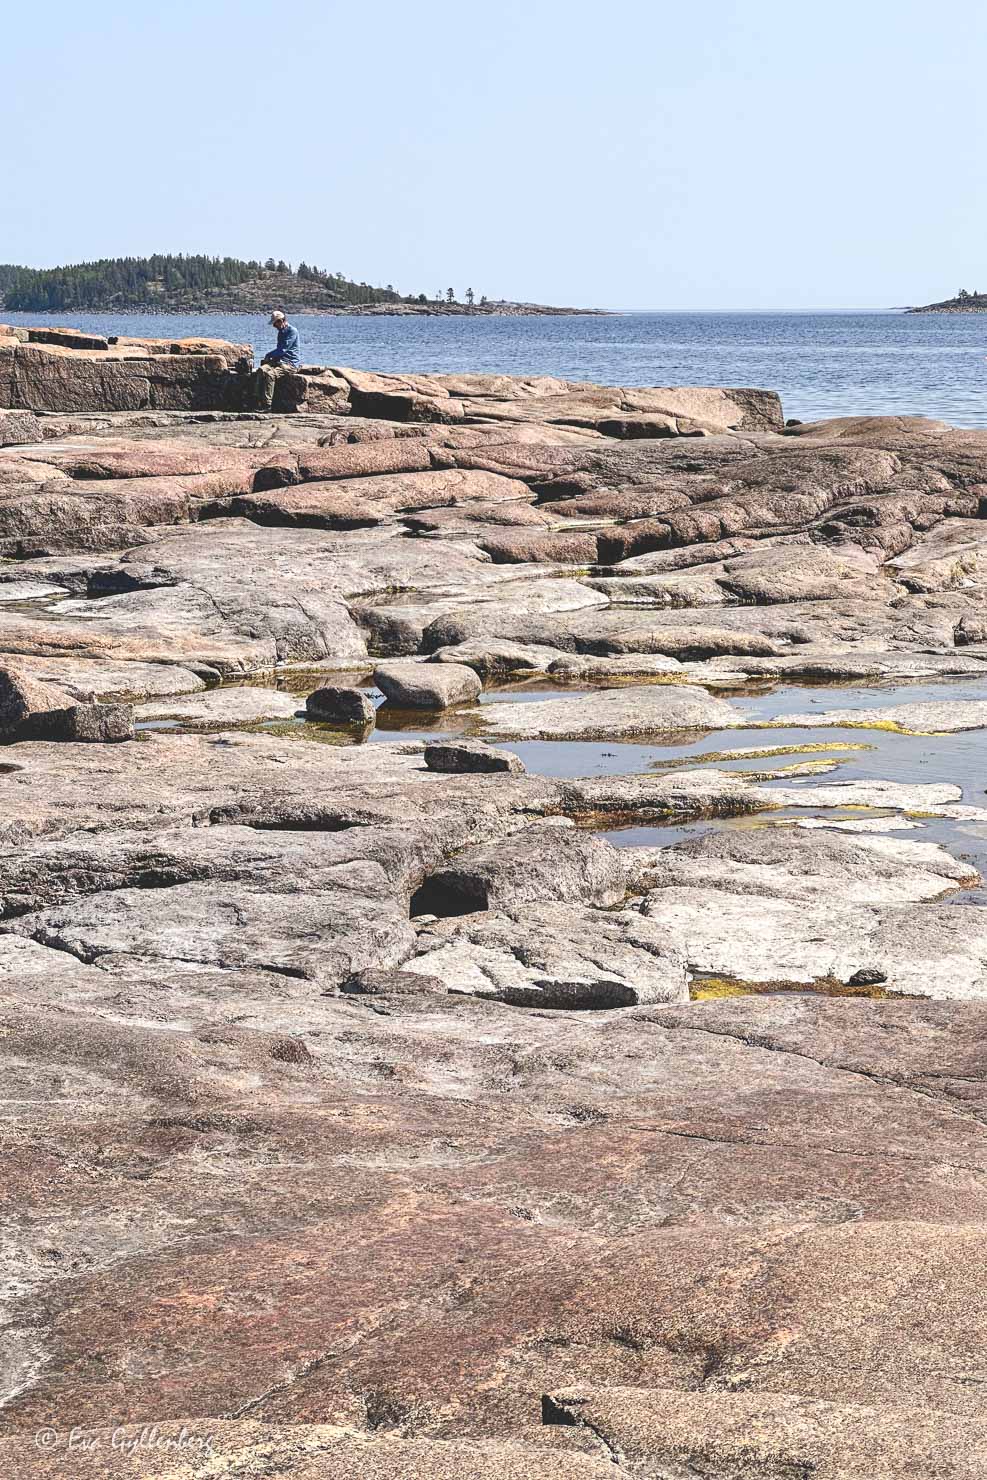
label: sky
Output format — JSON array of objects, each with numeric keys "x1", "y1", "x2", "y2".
[{"x1": 3, "y1": 0, "x2": 986, "y2": 311}]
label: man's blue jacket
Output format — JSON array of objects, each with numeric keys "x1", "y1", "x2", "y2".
[{"x1": 267, "y1": 323, "x2": 300, "y2": 366}]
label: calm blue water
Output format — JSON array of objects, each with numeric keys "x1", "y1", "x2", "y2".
[{"x1": 6, "y1": 309, "x2": 987, "y2": 427}]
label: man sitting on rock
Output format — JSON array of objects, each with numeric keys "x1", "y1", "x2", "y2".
[{"x1": 250, "y1": 311, "x2": 300, "y2": 410}]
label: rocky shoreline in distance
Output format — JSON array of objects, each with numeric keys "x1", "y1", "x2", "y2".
[
  {"x1": 287, "y1": 300, "x2": 605, "y2": 316},
  {"x1": 907, "y1": 290, "x2": 987, "y2": 312},
  {"x1": 4, "y1": 326, "x2": 987, "y2": 1477},
  {"x1": 0, "y1": 256, "x2": 604, "y2": 317}
]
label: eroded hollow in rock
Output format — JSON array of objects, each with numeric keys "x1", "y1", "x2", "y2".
[
  {"x1": 208, "y1": 806, "x2": 368, "y2": 832},
  {"x1": 541, "y1": 1394, "x2": 580, "y2": 1426},
  {"x1": 409, "y1": 872, "x2": 489, "y2": 919},
  {"x1": 241, "y1": 817, "x2": 367, "y2": 833},
  {"x1": 498, "y1": 979, "x2": 643, "y2": 1010}
]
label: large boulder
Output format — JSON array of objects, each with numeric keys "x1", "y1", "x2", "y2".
[
  {"x1": 0, "y1": 342, "x2": 235, "y2": 414},
  {"x1": 0, "y1": 664, "x2": 134, "y2": 742},
  {"x1": 0, "y1": 330, "x2": 256, "y2": 415},
  {"x1": 331, "y1": 366, "x2": 466, "y2": 423},
  {"x1": 47, "y1": 702, "x2": 135, "y2": 742},
  {"x1": 306, "y1": 686, "x2": 376, "y2": 726},
  {"x1": 0, "y1": 662, "x2": 74, "y2": 731},
  {"x1": 374, "y1": 660, "x2": 481, "y2": 709}
]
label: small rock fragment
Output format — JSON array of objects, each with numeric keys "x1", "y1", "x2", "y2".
[
  {"x1": 269, "y1": 1036, "x2": 312, "y2": 1063},
  {"x1": 341, "y1": 969, "x2": 448, "y2": 996}
]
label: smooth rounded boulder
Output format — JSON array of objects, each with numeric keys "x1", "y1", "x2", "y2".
[{"x1": 373, "y1": 660, "x2": 481, "y2": 709}]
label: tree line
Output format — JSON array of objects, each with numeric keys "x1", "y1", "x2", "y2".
[
  {"x1": 1, "y1": 256, "x2": 259, "y2": 310},
  {"x1": 0, "y1": 255, "x2": 491, "y2": 312}
]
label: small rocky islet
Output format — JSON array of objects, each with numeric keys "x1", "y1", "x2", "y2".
[{"x1": 4, "y1": 325, "x2": 987, "y2": 1476}]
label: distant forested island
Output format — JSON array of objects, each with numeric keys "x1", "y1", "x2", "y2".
[
  {"x1": 0, "y1": 255, "x2": 598, "y2": 317},
  {"x1": 908, "y1": 287, "x2": 987, "y2": 313}
]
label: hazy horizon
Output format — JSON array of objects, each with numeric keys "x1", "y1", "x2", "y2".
[{"x1": 5, "y1": 0, "x2": 985, "y2": 313}]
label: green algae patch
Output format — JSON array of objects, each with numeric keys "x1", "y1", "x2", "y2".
[
  {"x1": 689, "y1": 973, "x2": 897, "y2": 1002},
  {"x1": 689, "y1": 978, "x2": 752, "y2": 1001},
  {"x1": 573, "y1": 798, "x2": 769, "y2": 832},
  {"x1": 547, "y1": 673, "x2": 775, "y2": 694},
  {"x1": 649, "y1": 741, "x2": 873, "y2": 771},
  {"x1": 240, "y1": 719, "x2": 367, "y2": 747},
  {"x1": 756, "y1": 718, "x2": 945, "y2": 737},
  {"x1": 731, "y1": 758, "x2": 846, "y2": 780}
]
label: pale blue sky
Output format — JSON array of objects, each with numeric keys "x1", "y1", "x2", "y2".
[{"x1": 4, "y1": 0, "x2": 985, "y2": 310}]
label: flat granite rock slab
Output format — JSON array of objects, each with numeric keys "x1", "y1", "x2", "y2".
[
  {"x1": 0, "y1": 1426, "x2": 617, "y2": 1479},
  {"x1": 6, "y1": 382, "x2": 987, "y2": 1463},
  {"x1": 0, "y1": 654, "x2": 210, "y2": 700},
  {"x1": 134, "y1": 686, "x2": 303, "y2": 727},
  {"x1": 476, "y1": 683, "x2": 739, "y2": 739},
  {"x1": 774, "y1": 696, "x2": 987, "y2": 733}
]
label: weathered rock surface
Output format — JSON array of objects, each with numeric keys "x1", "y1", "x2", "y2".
[
  {"x1": 477, "y1": 683, "x2": 737, "y2": 739},
  {"x1": 5, "y1": 361, "x2": 987, "y2": 1467},
  {"x1": 413, "y1": 821, "x2": 626, "y2": 913},
  {"x1": 0, "y1": 1423, "x2": 617, "y2": 1479},
  {"x1": 0, "y1": 409, "x2": 42, "y2": 446},
  {"x1": 545, "y1": 1388, "x2": 987, "y2": 1478},
  {"x1": 632, "y1": 827, "x2": 985, "y2": 995},
  {"x1": 52, "y1": 700, "x2": 135, "y2": 742},
  {"x1": 409, "y1": 902, "x2": 689, "y2": 1007},
  {"x1": 330, "y1": 366, "x2": 785, "y2": 436},
  {"x1": 220, "y1": 467, "x2": 535, "y2": 530}
]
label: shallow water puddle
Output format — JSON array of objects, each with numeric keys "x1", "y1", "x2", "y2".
[
  {"x1": 735, "y1": 675, "x2": 987, "y2": 723},
  {"x1": 144, "y1": 671, "x2": 987, "y2": 889}
]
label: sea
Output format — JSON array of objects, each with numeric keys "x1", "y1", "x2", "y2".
[{"x1": 5, "y1": 309, "x2": 987, "y2": 428}]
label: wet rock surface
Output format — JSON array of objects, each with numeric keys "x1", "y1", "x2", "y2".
[{"x1": 4, "y1": 345, "x2": 987, "y2": 1472}]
